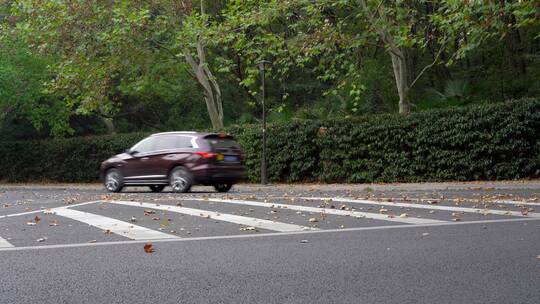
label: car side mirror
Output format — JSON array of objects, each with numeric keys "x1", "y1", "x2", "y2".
[{"x1": 126, "y1": 149, "x2": 137, "y2": 155}]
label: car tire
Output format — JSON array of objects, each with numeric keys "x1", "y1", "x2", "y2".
[
  {"x1": 214, "y1": 183, "x2": 233, "y2": 193},
  {"x1": 169, "y1": 167, "x2": 193, "y2": 193},
  {"x1": 104, "y1": 168, "x2": 124, "y2": 193},
  {"x1": 149, "y1": 185, "x2": 165, "y2": 193}
]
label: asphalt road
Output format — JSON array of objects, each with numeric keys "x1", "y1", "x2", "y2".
[{"x1": 1, "y1": 182, "x2": 539, "y2": 304}]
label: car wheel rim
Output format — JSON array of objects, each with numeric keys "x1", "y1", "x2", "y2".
[
  {"x1": 171, "y1": 172, "x2": 188, "y2": 191},
  {"x1": 106, "y1": 172, "x2": 119, "y2": 191}
]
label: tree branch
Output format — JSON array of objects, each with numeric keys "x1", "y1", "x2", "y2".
[{"x1": 408, "y1": 44, "x2": 445, "y2": 90}]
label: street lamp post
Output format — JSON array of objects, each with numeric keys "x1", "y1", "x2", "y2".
[{"x1": 257, "y1": 60, "x2": 271, "y2": 185}]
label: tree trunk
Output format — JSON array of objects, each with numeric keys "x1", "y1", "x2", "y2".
[
  {"x1": 102, "y1": 117, "x2": 116, "y2": 134},
  {"x1": 182, "y1": 0, "x2": 224, "y2": 129},
  {"x1": 390, "y1": 49, "x2": 410, "y2": 114},
  {"x1": 184, "y1": 41, "x2": 224, "y2": 129}
]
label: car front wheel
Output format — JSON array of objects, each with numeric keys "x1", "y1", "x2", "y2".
[
  {"x1": 214, "y1": 183, "x2": 233, "y2": 193},
  {"x1": 104, "y1": 169, "x2": 123, "y2": 193}
]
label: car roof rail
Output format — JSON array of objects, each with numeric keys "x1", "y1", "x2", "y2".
[{"x1": 151, "y1": 131, "x2": 198, "y2": 136}]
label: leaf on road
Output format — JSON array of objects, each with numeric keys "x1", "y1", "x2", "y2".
[
  {"x1": 143, "y1": 243, "x2": 155, "y2": 253},
  {"x1": 240, "y1": 226, "x2": 256, "y2": 231},
  {"x1": 308, "y1": 217, "x2": 318, "y2": 223},
  {"x1": 399, "y1": 213, "x2": 408, "y2": 218},
  {"x1": 34, "y1": 216, "x2": 41, "y2": 223}
]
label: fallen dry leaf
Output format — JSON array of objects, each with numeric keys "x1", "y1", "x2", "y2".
[
  {"x1": 143, "y1": 243, "x2": 155, "y2": 253},
  {"x1": 88, "y1": 240, "x2": 97, "y2": 243},
  {"x1": 34, "y1": 216, "x2": 41, "y2": 223},
  {"x1": 240, "y1": 226, "x2": 256, "y2": 231},
  {"x1": 308, "y1": 217, "x2": 318, "y2": 223}
]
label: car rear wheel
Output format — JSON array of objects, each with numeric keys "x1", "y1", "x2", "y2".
[
  {"x1": 149, "y1": 185, "x2": 165, "y2": 193},
  {"x1": 104, "y1": 169, "x2": 123, "y2": 193},
  {"x1": 169, "y1": 167, "x2": 193, "y2": 193},
  {"x1": 214, "y1": 183, "x2": 233, "y2": 193}
]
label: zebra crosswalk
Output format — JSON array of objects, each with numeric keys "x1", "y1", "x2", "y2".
[{"x1": 1, "y1": 195, "x2": 540, "y2": 251}]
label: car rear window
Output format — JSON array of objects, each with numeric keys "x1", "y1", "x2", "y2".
[{"x1": 206, "y1": 138, "x2": 240, "y2": 150}]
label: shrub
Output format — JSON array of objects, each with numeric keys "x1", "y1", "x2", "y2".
[{"x1": 0, "y1": 98, "x2": 539, "y2": 183}]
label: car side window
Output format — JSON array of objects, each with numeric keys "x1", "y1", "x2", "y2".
[
  {"x1": 175, "y1": 136, "x2": 193, "y2": 149},
  {"x1": 153, "y1": 135, "x2": 193, "y2": 151},
  {"x1": 153, "y1": 136, "x2": 175, "y2": 151},
  {"x1": 131, "y1": 137, "x2": 155, "y2": 154}
]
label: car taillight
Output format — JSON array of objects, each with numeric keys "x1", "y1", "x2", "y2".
[{"x1": 195, "y1": 152, "x2": 216, "y2": 159}]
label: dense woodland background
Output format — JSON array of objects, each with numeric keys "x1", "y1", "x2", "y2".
[{"x1": 0, "y1": 1, "x2": 539, "y2": 140}]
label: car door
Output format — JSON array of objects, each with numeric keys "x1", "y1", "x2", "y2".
[
  {"x1": 122, "y1": 137, "x2": 157, "y2": 178},
  {"x1": 144, "y1": 135, "x2": 194, "y2": 177}
]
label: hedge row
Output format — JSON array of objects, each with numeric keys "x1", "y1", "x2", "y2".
[{"x1": 1, "y1": 98, "x2": 539, "y2": 183}]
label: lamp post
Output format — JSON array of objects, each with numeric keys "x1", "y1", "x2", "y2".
[{"x1": 257, "y1": 60, "x2": 271, "y2": 185}]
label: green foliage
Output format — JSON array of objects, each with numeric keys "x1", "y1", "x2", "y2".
[
  {"x1": 1, "y1": 0, "x2": 539, "y2": 138},
  {"x1": 1, "y1": 99, "x2": 539, "y2": 183},
  {"x1": 0, "y1": 133, "x2": 148, "y2": 182},
  {"x1": 0, "y1": 27, "x2": 70, "y2": 135}
]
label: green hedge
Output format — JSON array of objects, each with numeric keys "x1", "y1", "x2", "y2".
[{"x1": 1, "y1": 98, "x2": 539, "y2": 183}]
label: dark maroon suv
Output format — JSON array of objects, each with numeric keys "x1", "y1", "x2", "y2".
[{"x1": 100, "y1": 132, "x2": 247, "y2": 193}]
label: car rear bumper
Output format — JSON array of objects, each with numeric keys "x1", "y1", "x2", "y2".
[{"x1": 192, "y1": 165, "x2": 247, "y2": 185}]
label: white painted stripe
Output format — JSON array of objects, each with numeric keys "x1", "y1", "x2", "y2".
[
  {"x1": 53, "y1": 208, "x2": 179, "y2": 240},
  {"x1": 186, "y1": 198, "x2": 447, "y2": 225},
  {"x1": 0, "y1": 236, "x2": 14, "y2": 248},
  {"x1": 110, "y1": 200, "x2": 316, "y2": 232},
  {"x1": 302, "y1": 197, "x2": 540, "y2": 218},
  {"x1": 1, "y1": 216, "x2": 538, "y2": 253},
  {"x1": 486, "y1": 200, "x2": 540, "y2": 207},
  {"x1": 0, "y1": 201, "x2": 102, "y2": 219},
  {"x1": 376, "y1": 197, "x2": 540, "y2": 207}
]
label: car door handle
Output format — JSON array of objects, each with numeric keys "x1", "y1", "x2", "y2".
[{"x1": 141, "y1": 157, "x2": 149, "y2": 161}]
